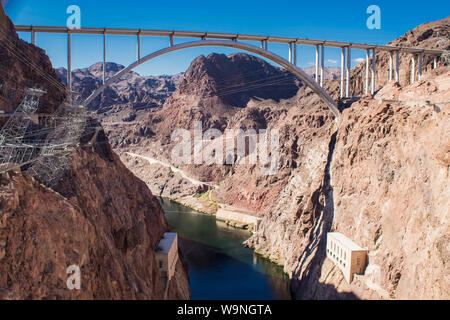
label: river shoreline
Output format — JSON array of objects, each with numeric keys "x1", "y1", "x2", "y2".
[
  {"x1": 162, "y1": 194, "x2": 261, "y2": 232},
  {"x1": 158, "y1": 197, "x2": 292, "y2": 300}
]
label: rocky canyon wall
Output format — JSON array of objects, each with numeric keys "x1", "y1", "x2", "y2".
[
  {"x1": 249, "y1": 67, "x2": 449, "y2": 300},
  {"x1": 245, "y1": 17, "x2": 449, "y2": 300},
  {"x1": 0, "y1": 4, "x2": 190, "y2": 300},
  {"x1": 0, "y1": 120, "x2": 190, "y2": 300}
]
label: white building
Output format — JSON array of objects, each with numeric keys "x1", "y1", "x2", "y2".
[
  {"x1": 155, "y1": 232, "x2": 178, "y2": 281},
  {"x1": 326, "y1": 232, "x2": 368, "y2": 283}
]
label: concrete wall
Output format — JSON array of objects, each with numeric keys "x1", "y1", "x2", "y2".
[{"x1": 216, "y1": 208, "x2": 262, "y2": 230}]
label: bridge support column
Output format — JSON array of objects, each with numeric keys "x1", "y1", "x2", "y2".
[
  {"x1": 137, "y1": 32, "x2": 141, "y2": 60},
  {"x1": 410, "y1": 55, "x2": 415, "y2": 84},
  {"x1": 289, "y1": 42, "x2": 293, "y2": 64},
  {"x1": 389, "y1": 51, "x2": 393, "y2": 82},
  {"x1": 31, "y1": 30, "x2": 36, "y2": 45},
  {"x1": 170, "y1": 34, "x2": 174, "y2": 47},
  {"x1": 433, "y1": 56, "x2": 437, "y2": 69},
  {"x1": 371, "y1": 48, "x2": 376, "y2": 95},
  {"x1": 418, "y1": 52, "x2": 423, "y2": 81},
  {"x1": 67, "y1": 32, "x2": 72, "y2": 96},
  {"x1": 315, "y1": 45, "x2": 319, "y2": 83},
  {"x1": 320, "y1": 44, "x2": 324, "y2": 87},
  {"x1": 346, "y1": 46, "x2": 351, "y2": 97},
  {"x1": 293, "y1": 42, "x2": 297, "y2": 66},
  {"x1": 365, "y1": 49, "x2": 370, "y2": 95},
  {"x1": 340, "y1": 47, "x2": 345, "y2": 98},
  {"x1": 287, "y1": 42, "x2": 297, "y2": 65},
  {"x1": 103, "y1": 32, "x2": 106, "y2": 84},
  {"x1": 395, "y1": 51, "x2": 400, "y2": 83}
]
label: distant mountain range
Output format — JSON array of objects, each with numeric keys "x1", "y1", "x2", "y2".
[
  {"x1": 55, "y1": 62, "x2": 341, "y2": 117},
  {"x1": 55, "y1": 62, "x2": 182, "y2": 115},
  {"x1": 302, "y1": 66, "x2": 341, "y2": 80}
]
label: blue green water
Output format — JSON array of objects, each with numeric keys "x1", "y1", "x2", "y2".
[{"x1": 158, "y1": 197, "x2": 292, "y2": 300}]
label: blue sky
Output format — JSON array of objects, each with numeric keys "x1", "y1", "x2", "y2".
[{"x1": 4, "y1": 0, "x2": 449, "y2": 76}]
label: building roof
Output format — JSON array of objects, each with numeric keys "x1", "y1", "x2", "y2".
[
  {"x1": 327, "y1": 232, "x2": 367, "y2": 251},
  {"x1": 155, "y1": 232, "x2": 177, "y2": 254}
]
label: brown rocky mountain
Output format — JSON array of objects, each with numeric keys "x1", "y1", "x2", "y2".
[
  {"x1": 176, "y1": 53, "x2": 300, "y2": 107},
  {"x1": 0, "y1": 4, "x2": 189, "y2": 300},
  {"x1": 104, "y1": 52, "x2": 304, "y2": 199},
  {"x1": 107, "y1": 16, "x2": 449, "y2": 300}
]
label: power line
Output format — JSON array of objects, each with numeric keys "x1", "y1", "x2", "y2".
[{"x1": 0, "y1": 27, "x2": 67, "y2": 93}]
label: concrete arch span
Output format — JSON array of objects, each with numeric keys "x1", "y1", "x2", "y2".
[{"x1": 83, "y1": 40, "x2": 340, "y2": 117}]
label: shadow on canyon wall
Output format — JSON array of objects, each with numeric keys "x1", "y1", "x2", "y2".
[{"x1": 290, "y1": 132, "x2": 360, "y2": 300}]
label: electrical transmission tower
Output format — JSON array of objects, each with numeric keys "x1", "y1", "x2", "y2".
[
  {"x1": 0, "y1": 88, "x2": 87, "y2": 188},
  {"x1": 27, "y1": 101, "x2": 87, "y2": 187},
  {"x1": 0, "y1": 88, "x2": 46, "y2": 173}
]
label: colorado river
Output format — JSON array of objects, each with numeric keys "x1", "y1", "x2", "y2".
[{"x1": 158, "y1": 197, "x2": 292, "y2": 300}]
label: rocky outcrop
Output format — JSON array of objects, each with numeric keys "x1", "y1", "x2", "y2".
[
  {"x1": 248, "y1": 66, "x2": 450, "y2": 300},
  {"x1": 0, "y1": 123, "x2": 190, "y2": 299},
  {"x1": 0, "y1": 126, "x2": 190, "y2": 300},
  {"x1": 324, "y1": 69, "x2": 449, "y2": 300},
  {"x1": 243, "y1": 17, "x2": 450, "y2": 300},
  {"x1": 0, "y1": 4, "x2": 66, "y2": 120},
  {"x1": 324, "y1": 16, "x2": 450, "y2": 100}
]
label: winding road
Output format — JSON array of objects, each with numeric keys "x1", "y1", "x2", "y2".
[{"x1": 126, "y1": 152, "x2": 217, "y2": 188}]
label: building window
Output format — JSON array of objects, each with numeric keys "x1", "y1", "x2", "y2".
[
  {"x1": 357, "y1": 258, "x2": 360, "y2": 266},
  {"x1": 159, "y1": 261, "x2": 163, "y2": 268}
]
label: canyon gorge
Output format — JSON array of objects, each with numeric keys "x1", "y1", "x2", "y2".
[{"x1": 0, "y1": 0, "x2": 449, "y2": 300}]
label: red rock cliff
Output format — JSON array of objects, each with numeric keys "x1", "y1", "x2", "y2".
[
  {"x1": 0, "y1": 4, "x2": 189, "y2": 300},
  {"x1": 0, "y1": 121, "x2": 190, "y2": 300}
]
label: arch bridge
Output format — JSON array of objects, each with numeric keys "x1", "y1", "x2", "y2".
[{"x1": 15, "y1": 25, "x2": 445, "y2": 118}]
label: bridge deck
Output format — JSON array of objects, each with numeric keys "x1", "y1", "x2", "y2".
[{"x1": 15, "y1": 25, "x2": 444, "y2": 56}]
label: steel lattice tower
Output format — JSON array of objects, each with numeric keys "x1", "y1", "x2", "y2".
[{"x1": 0, "y1": 88, "x2": 46, "y2": 173}]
